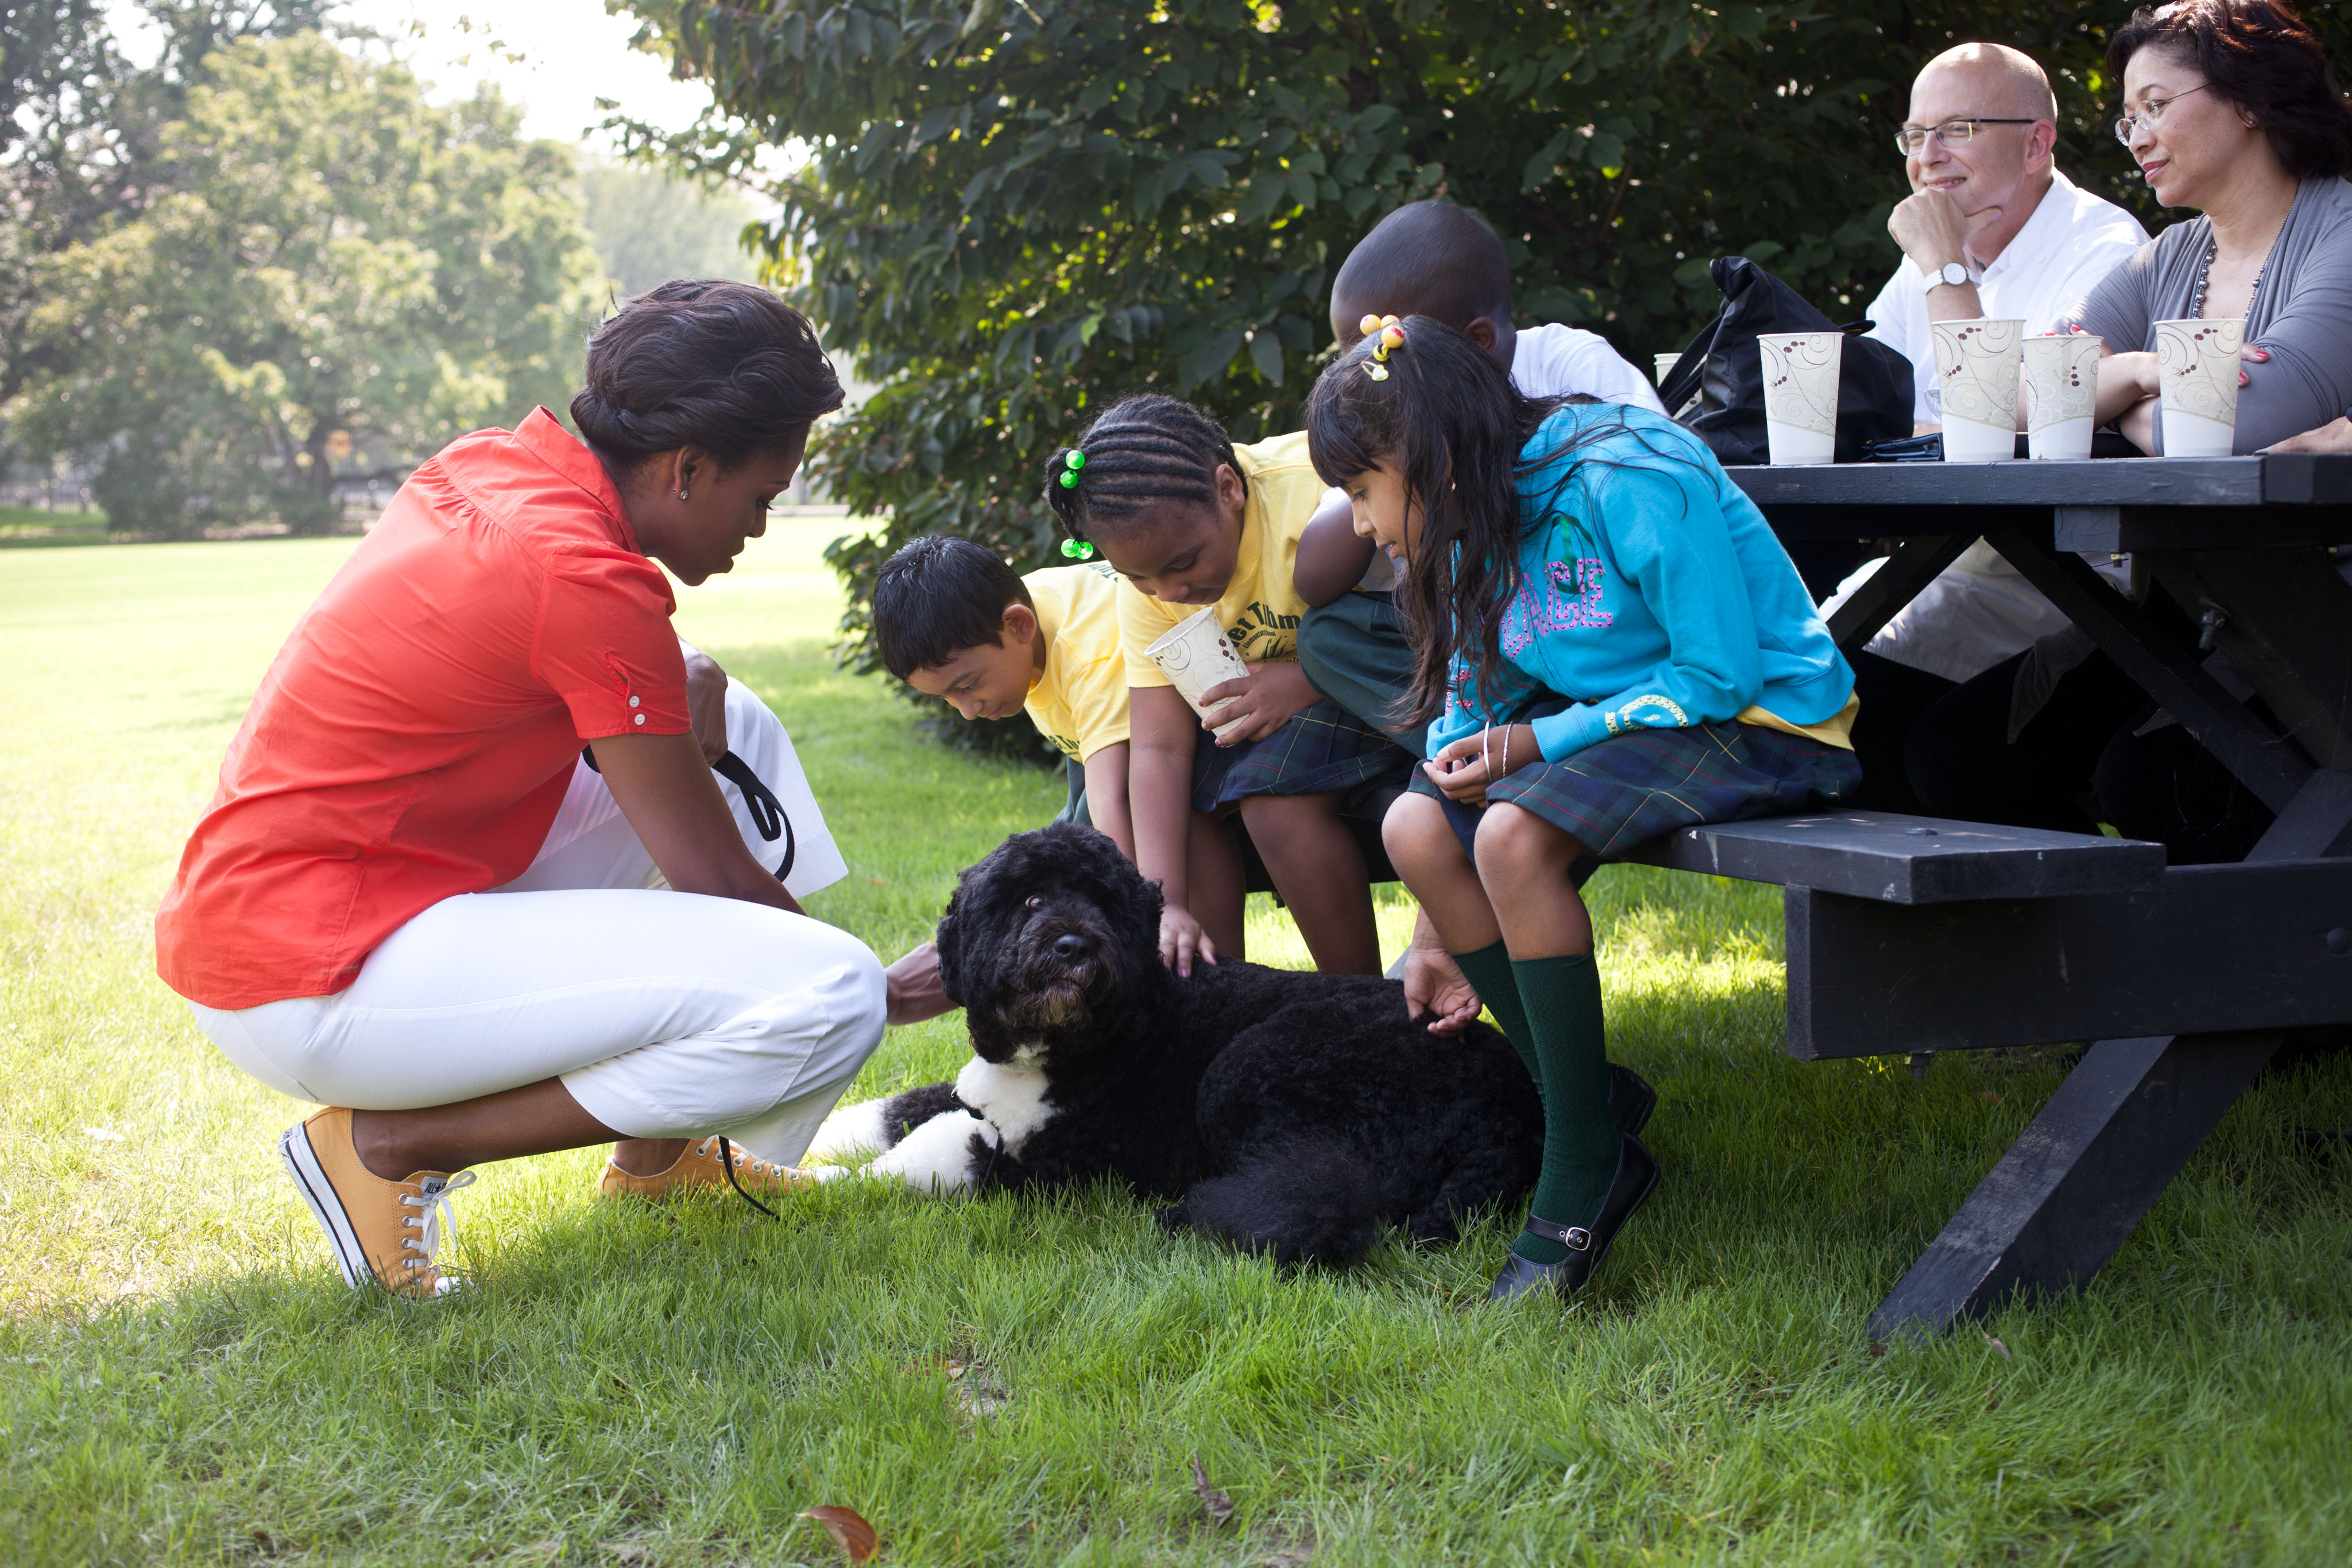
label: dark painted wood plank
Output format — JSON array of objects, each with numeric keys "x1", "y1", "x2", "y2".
[
  {"x1": 1620, "y1": 810, "x2": 2163, "y2": 904},
  {"x1": 1823, "y1": 536, "x2": 1974, "y2": 649},
  {"x1": 1984, "y1": 531, "x2": 2312, "y2": 811},
  {"x1": 1726, "y1": 455, "x2": 2343, "y2": 510},
  {"x1": 2053, "y1": 504, "x2": 2352, "y2": 552},
  {"x1": 1859, "y1": 771, "x2": 2352, "y2": 1339},
  {"x1": 1783, "y1": 858, "x2": 2352, "y2": 1058},
  {"x1": 2152, "y1": 550, "x2": 2352, "y2": 775},
  {"x1": 1863, "y1": 1031, "x2": 2282, "y2": 1341}
]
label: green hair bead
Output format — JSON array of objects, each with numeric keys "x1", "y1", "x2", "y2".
[{"x1": 1060, "y1": 538, "x2": 1095, "y2": 560}]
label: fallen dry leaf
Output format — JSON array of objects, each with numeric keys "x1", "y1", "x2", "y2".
[
  {"x1": 1190, "y1": 1454, "x2": 1235, "y2": 1528},
  {"x1": 1975, "y1": 1091, "x2": 2003, "y2": 1105},
  {"x1": 1985, "y1": 1333, "x2": 2012, "y2": 1361},
  {"x1": 1865, "y1": 1341, "x2": 1887, "y2": 1358},
  {"x1": 800, "y1": 1504, "x2": 879, "y2": 1563}
]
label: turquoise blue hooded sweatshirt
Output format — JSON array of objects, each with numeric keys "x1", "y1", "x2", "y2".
[{"x1": 1427, "y1": 405, "x2": 1854, "y2": 761}]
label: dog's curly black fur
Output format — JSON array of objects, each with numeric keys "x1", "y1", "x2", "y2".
[{"x1": 822, "y1": 822, "x2": 1545, "y2": 1265}]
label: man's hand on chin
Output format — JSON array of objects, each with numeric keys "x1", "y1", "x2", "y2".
[{"x1": 1888, "y1": 186, "x2": 1981, "y2": 274}]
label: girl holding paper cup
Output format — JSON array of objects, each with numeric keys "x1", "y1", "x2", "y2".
[
  {"x1": 1302, "y1": 318, "x2": 1859, "y2": 1302},
  {"x1": 155, "y1": 283, "x2": 942, "y2": 1299},
  {"x1": 1042, "y1": 394, "x2": 1416, "y2": 979},
  {"x1": 2063, "y1": 0, "x2": 2352, "y2": 455}
]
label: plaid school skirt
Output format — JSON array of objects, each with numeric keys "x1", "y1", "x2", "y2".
[
  {"x1": 1192, "y1": 696, "x2": 1416, "y2": 815},
  {"x1": 1409, "y1": 711, "x2": 1863, "y2": 862}
]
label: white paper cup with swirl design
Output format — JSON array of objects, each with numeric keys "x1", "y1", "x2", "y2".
[
  {"x1": 1759, "y1": 332, "x2": 1842, "y2": 466},
  {"x1": 2022, "y1": 333, "x2": 2103, "y2": 460},
  {"x1": 2156, "y1": 318, "x2": 2243, "y2": 458},
  {"x1": 1653, "y1": 352, "x2": 1682, "y2": 387},
  {"x1": 1932, "y1": 319, "x2": 2024, "y2": 461},
  {"x1": 1145, "y1": 607, "x2": 1252, "y2": 740}
]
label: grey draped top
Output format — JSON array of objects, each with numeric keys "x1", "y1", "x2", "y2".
[{"x1": 2062, "y1": 176, "x2": 2352, "y2": 452}]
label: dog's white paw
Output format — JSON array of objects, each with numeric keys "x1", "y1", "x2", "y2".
[
  {"x1": 866, "y1": 1109, "x2": 1000, "y2": 1195},
  {"x1": 804, "y1": 1098, "x2": 889, "y2": 1165}
]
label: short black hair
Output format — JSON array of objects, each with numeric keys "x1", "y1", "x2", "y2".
[
  {"x1": 570, "y1": 279, "x2": 844, "y2": 473},
  {"x1": 1330, "y1": 201, "x2": 1511, "y2": 334},
  {"x1": 1040, "y1": 393, "x2": 1242, "y2": 544},
  {"x1": 2107, "y1": 0, "x2": 2352, "y2": 180},
  {"x1": 872, "y1": 536, "x2": 1034, "y2": 680}
]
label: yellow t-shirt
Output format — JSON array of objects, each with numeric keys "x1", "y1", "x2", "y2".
[
  {"x1": 1023, "y1": 562, "x2": 1132, "y2": 762},
  {"x1": 1119, "y1": 430, "x2": 1325, "y2": 687}
]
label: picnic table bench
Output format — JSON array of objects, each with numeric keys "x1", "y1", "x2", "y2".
[{"x1": 1612, "y1": 454, "x2": 2352, "y2": 1341}]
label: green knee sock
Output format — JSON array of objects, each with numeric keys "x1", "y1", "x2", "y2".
[
  {"x1": 1508, "y1": 953, "x2": 1621, "y2": 1267},
  {"x1": 1449, "y1": 941, "x2": 1537, "y2": 1080}
]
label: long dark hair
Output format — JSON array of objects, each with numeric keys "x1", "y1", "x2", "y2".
[
  {"x1": 570, "y1": 280, "x2": 844, "y2": 471},
  {"x1": 1303, "y1": 317, "x2": 1588, "y2": 728},
  {"x1": 2107, "y1": 0, "x2": 2352, "y2": 180}
]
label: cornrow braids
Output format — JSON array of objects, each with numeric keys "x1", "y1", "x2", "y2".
[{"x1": 1041, "y1": 394, "x2": 1245, "y2": 543}]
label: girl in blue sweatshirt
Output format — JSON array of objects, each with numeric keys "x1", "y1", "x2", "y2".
[{"x1": 1304, "y1": 316, "x2": 1860, "y2": 1303}]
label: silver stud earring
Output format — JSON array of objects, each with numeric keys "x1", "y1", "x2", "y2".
[{"x1": 676, "y1": 487, "x2": 688, "y2": 501}]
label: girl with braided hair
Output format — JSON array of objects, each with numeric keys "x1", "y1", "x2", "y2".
[{"x1": 1044, "y1": 394, "x2": 1415, "y2": 977}]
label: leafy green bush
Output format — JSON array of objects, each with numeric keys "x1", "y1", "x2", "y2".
[{"x1": 614, "y1": 0, "x2": 2345, "y2": 708}]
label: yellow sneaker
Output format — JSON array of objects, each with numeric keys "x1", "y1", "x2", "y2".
[
  {"x1": 596, "y1": 1136, "x2": 837, "y2": 1202},
  {"x1": 278, "y1": 1107, "x2": 473, "y2": 1298}
]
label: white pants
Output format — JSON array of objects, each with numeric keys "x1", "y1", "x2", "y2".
[{"x1": 189, "y1": 680, "x2": 886, "y2": 1166}]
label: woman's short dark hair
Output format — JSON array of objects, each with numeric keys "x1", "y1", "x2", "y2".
[
  {"x1": 2107, "y1": 0, "x2": 2352, "y2": 180},
  {"x1": 570, "y1": 280, "x2": 845, "y2": 471},
  {"x1": 872, "y1": 536, "x2": 1033, "y2": 680}
]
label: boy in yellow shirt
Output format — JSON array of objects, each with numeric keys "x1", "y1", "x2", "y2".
[{"x1": 873, "y1": 536, "x2": 1136, "y2": 855}]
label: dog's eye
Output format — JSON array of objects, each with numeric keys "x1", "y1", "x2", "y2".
[{"x1": 1024, "y1": 896, "x2": 1043, "y2": 909}]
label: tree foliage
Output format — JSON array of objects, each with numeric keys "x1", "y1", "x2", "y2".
[
  {"x1": 579, "y1": 153, "x2": 762, "y2": 298},
  {"x1": 616, "y1": 0, "x2": 2347, "y2": 700},
  {"x1": 5, "y1": 32, "x2": 601, "y2": 535}
]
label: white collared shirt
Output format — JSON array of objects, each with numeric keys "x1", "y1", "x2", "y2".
[
  {"x1": 1510, "y1": 323, "x2": 1667, "y2": 413},
  {"x1": 1864, "y1": 168, "x2": 2149, "y2": 425},
  {"x1": 1834, "y1": 169, "x2": 2149, "y2": 682}
]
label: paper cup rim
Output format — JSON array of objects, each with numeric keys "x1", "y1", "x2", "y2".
[{"x1": 1143, "y1": 605, "x2": 1224, "y2": 660}]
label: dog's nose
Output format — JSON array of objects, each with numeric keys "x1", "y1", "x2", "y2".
[{"x1": 1053, "y1": 933, "x2": 1088, "y2": 960}]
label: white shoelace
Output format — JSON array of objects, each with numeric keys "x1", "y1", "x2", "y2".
[{"x1": 398, "y1": 1170, "x2": 477, "y2": 1265}]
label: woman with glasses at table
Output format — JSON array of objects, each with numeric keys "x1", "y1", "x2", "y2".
[
  {"x1": 2071, "y1": 0, "x2": 2352, "y2": 454},
  {"x1": 1902, "y1": 0, "x2": 2352, "y2": 865}
]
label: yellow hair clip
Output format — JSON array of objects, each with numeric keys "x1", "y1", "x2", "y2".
[{"x1": 1361, "y1": 313, "x2": 1403, "y2": 378}]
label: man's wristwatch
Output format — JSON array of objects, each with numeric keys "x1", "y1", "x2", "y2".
[{"x1": 1927, "y1": 261, "x2": 1970, "y2": 291}]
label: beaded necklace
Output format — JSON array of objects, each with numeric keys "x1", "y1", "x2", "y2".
[{"x1": 2189, "y1": 220, "x2": 2279, "y2": 320}]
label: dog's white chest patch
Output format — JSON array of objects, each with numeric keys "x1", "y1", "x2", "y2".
[{"x1": 954, "y1": 1052, "x2": 1057, "y2": 1155}]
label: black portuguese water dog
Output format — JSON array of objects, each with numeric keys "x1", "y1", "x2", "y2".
[{"x1": 807, "y1": 822, "x2": 1548, "y2": 1265}]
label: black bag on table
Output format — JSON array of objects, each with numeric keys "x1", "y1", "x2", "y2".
[{"x1": 1657, "y1": 255, "x2": 1916, "y2": 466}]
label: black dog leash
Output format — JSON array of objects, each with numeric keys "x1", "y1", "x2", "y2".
[
  {"x1": 580, "y1": 742, "x2": 800, "y2": 1222},
  {"x1": 581, "y1": 745, "x2": 796, "y2": 884}
]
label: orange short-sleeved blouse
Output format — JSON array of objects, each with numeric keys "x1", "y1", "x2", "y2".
[{"x1": 155, "y1": 408, "x2": 692, "y2": 1010}]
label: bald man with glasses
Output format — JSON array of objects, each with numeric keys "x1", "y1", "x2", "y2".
[
  {"x1": 1827, "y1": 43, "x2": 2152, "y2": 816},
  {"x1": 1866, "y1": 42, "x2": 2150, "y2": 434}
]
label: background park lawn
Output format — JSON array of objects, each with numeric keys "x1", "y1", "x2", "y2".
[{"x1": 2, "y1": 525, "x2": 2347, "y2": 1567}]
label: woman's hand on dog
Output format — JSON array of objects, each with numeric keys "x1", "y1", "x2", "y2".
[
  {"x1": 1402, "y1": 912, "x2": 1482, "y2": 1036},
  {"x1": 1422, "y1": 723, "x2": 1539, "y2": 806},
  {"x1": 1159, "y1": 905, "x2": 1219, "y2": 977},
  {"x1": 1196, "y1": 661, "x2": 1323, "y2": 746},
  {"x1": 884, "y1": 942, "x2": 957, "y2": 1026}
]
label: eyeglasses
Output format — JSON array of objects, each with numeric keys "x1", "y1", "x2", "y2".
[
  {"x1": 2114, "y1": 83, "x2": 2215, "y2": 144},
  {"x1": 1894, "y1": 118, "x2": 2037, "y2": 155}
]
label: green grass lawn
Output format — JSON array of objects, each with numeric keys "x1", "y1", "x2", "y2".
[{"x1": 2, "y1": 525, "x2": 2347, "y2": 1566}]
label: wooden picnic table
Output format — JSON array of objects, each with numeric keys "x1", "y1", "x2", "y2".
[{"x1": 1709, "y1": 454, "x2": 2352, "y2": 1339}]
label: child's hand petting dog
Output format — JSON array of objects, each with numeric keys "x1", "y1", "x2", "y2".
[
  {"x1": 1159, "y1": 904, "x2": 1219, "y2": 977},
  {"x1": 1401, "y1": 912, "x2": 1481, "y2": 1036},
  {"x1": 1196, "y1": 661, "x2": 1322, "y2": 746},
  {"x1": 1422, "y1": 723, "x2": 1539, "y2": 806}
]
